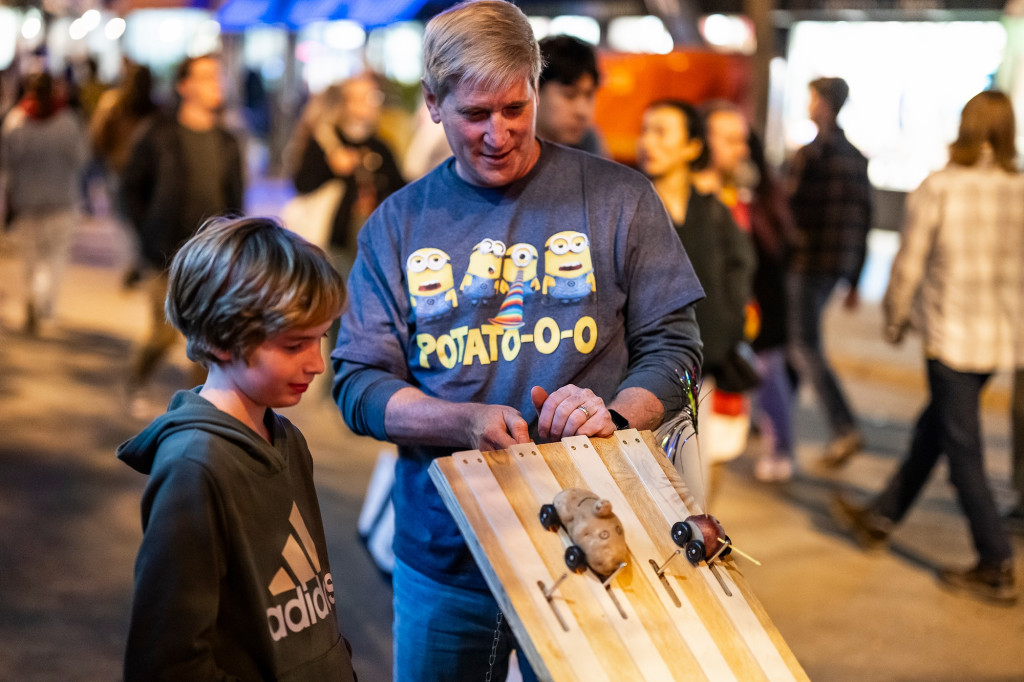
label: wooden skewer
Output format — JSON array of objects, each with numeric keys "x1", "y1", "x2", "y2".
[{"x1": 718, "y1": 538, "x2": 761, "y2": 566}]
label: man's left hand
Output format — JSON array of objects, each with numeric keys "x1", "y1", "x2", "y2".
[{"x1": 530, "y1": 385, "x2": 614, "y2": 442}]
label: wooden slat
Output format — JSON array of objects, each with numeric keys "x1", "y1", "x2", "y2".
[
  {"x1": 430, "y1": 432, "x2": 810, "y2": 682},
  {"x1": 591, "y1": 432, "x2": 768, "y2": 681},
  {"x1": 429, "y1": 457, "x2": 575, "y2": 682},
  {"x1": 508, "y1": 443, "x2": 687, "y2": 681},
  {"x1": 561, "y1": 435, "x2": 737, "y2": 682},
  {"x1": 449, "y1": 452, "x2": 610, "y2": 682},
  {"x1": 484, "y1": 446, "x2": 646, "y2": 681},
  {"x1": 636, "y1": 433, "x2": 810, "y2": 682},
  {"x1": 626, "y1": 431, "x2": 809, "y2": 682}
]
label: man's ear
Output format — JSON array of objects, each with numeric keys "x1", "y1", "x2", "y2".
[
  {"x1": 682, "y1": 137, "x2": 704, "y2": 165},
  {"x1": 422, "y1": 81, "x2": 442, "y2": 124}
]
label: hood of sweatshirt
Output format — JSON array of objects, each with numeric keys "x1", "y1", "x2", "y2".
[{"x1": 117, "y1": 388, "x2": 288, "y2": 476}]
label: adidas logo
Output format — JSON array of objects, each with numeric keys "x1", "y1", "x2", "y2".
[{"x1": 265, "y1": 503, "x2": 335, "y2": 642}]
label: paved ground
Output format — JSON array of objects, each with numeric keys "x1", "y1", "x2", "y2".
[{"x1": 1, "y1": 198, "x2": 1022, "y2": 681}]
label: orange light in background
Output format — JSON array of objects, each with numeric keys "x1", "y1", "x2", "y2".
[{"x1": 594, "y1": 50, "x2": 752, "y2": 166}]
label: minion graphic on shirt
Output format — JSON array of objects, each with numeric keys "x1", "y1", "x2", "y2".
[
  {"x1": 542, "y1": 230, "x2": 595, "y2": 302},
  {"x1": 498, "y1": 243, "x2": 540, "y2": 295},
  {"x1": 489, "y1": 243, "x2": 539, "y2": 328},
  {"x1": 407, "y1": 247, "x2": 457, "y2": 320},
  {"x1": 460, "y1": 238, "x2": 506, "y2": 304}
]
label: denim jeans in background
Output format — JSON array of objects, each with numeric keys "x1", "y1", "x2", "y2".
[
  {"x1": 754, "y1": 347, "x2": 794, "y2": 458},
  {"x1": 786, "y1": 272, "x2": 857, "y2": 436},
  {"x1": 392, "y1": 557, "x2": 539, "y2": 682},
  {"x1": 872, "y1": 359, "x2": 1013, "y2": 568},
  {"x1": 1011, "y1": 368, "x2": 1024, "y2": 499}
]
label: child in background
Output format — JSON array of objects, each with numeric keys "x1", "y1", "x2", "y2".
[{"x1": 118, "y1": 217, "x2": 356, "y2": 680}]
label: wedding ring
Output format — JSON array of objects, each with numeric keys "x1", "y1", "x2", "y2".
[{"x1": 575, "y1": 405, "x2": 590, "y2": 419}]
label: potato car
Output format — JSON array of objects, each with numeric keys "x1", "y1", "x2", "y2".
[
  {"x1": 539, "y1": 488, "x2": 628, "y2": 576},
  {"x1": 672, "y1": 513, "x2": 732, "y2": 565}
]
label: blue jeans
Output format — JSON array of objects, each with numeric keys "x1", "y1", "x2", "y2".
[
  {"x1": 754, "y1": 347, "x2": 794, "y2": 458},
  {"x1": 786, "y1": 272, "x2": 856, "y2": 435},
  {"x1": 872, "y1": 359, "x2": 1013, "y2": 567},
  {"x1": 392, "y1": 558, "x2": 539, "y2": 682},
  {"x1": 1012, "y1": 368, "x2": 1024, "y2": 499}
]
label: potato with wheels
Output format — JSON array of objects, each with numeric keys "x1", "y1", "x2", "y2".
[{"x1": 539, "y1": 488, "x2": 628, "y2": 577}]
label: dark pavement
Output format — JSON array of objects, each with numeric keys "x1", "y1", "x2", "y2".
[{"x1": 1, "y1": 192, "x2": 1022, "y2": 681}]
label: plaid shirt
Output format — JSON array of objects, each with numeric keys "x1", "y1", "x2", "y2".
[
  {"x1": 884, "y1": 160, "x2": 1024, "y2": 372},
  {"x1": 789, "y1": 127, "x2": 873, "y2": 283}
]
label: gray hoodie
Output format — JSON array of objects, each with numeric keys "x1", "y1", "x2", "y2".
[{"x1": 118, "y1": 389, "x2": 355, "y2": 682}]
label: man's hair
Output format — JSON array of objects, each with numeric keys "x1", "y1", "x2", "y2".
[
  {"x1": 949, "y1": 90, "x2": 1018, "y2": 173},
  {"x1": 165, "y1": 216, "x2": 345, "y2": 367},
  {"x1": 697, "y1": 100, "x2": 746, "y2": 171},
  {"x1": 24, "y1": 71, "x2": 56, "y2": 118},
  {"x1": 174, "y1": 54, "x2": 218, "y2": 86},
  {"x1": 422, "y1": 0, "x2": 541, "y2": 103},
  {"x1": 539, "y1": 35, "x2": 599, "y2": 89},
  {"x1": 647, "y1": 98, "x2": 710, "y2": 170},
  {"x1": 808, "y1": 76, "x2": 849, "y2": 116}
]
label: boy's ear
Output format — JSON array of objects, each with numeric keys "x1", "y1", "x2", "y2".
[{"x1": 210, "y1": 347, "x2": 234, "y2": 363}]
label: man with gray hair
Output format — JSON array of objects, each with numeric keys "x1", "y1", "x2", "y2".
[{"x1": 332, "y1": 2, "x2": 704, "y2": 678}]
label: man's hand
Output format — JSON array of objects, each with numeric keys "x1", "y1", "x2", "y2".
[
  {"x1": 464, "y1": 404, "x2": 531, "y2": 451},
  {"x1": 883, "y1": 321, "x2": 906, "y2": 345},
  {"x1": 326, "y1": 146, "x2": 360, "y2": 176},
  {"x1": 384, "y1": 387, "x2": 529, "y2": 451},
  {"x1": 531, "y1": 385, "x2": 615, "y2": 442}
]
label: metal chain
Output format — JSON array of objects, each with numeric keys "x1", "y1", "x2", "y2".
[{"x1": 484, "y1": 609, "x2": 503, "y2": 682}]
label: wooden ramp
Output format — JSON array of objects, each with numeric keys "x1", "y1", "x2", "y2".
[{"x1": 429, "y1": 429, "x2": 809, "y2": 682}]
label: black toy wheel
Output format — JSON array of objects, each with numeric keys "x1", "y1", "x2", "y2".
[
  {"x1": 539, "y1": 504, "x2": 561, "y2": 531},
  {"x1": 684, "y1": 539, "x2": 705, "y2": 565},
  {"x1": 671, "y1": 520, "x2": 692, "y2": 547},
  {"x1": 564, "y1": 545, "x2": 587, "y2": 572},
  {"x1": 721, "y1": 535, "x2": 733, "y2": 557}
]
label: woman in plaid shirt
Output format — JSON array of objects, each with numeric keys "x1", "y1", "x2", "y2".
[{"x1": 832, "y1": 91, "x2": 1022, "y2": 606}]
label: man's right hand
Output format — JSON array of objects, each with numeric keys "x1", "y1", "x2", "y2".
[
  {"x1": 383, "y1": 387, "x2": 531, "y2": 451},
  {"x1": 463, "y1": 403, "x2": 531, "y2": 451}
]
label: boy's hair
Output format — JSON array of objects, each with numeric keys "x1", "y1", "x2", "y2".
[
  {"x1": 539, "y1": 35, "x2": 599, "y2": 89},
  {"x1": 165, "y1": 217, "x2": 345, "y2": 367},
  {"x1": 422, "y1": 0, "x2": 541, "y2": 104}
]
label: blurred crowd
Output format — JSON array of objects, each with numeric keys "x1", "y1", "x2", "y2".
[{"x1": 1, "y1": 23, "x2": 1022, "y2": 610}]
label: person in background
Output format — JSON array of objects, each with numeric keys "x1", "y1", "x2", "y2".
[
  {"x1": 832, "y1": 90, "x2": 1021, "y2": 606},
  {"x1": 637, "y1": 98, "x2": 756, "y2": 497},
  {"x1": 694, "y1": 101, "x2": 799, "y2": 482},
  {"x1": 746, "y1": 130, "x2": 799, "y2": 482},
  {"x1": 535, "y1": 34, "x2": 606, "y2": 156},
  {"x1": 787, "y1": 76, "x2": 872, "y2": 467},
  {"x1": 637, "y1": 99, "x2": 755, "y2": 398},
  {"x1": 90, "y1": 61, "x2": 159, "y2": 288},
  {"x1": 72, "y1": 57, "x2": 108, "y2": 216},
  {"x1": 291, "y1": 72, "x2": 405, "y2": 280},
  {"x1": 118, "y1": 217, "x2": 356, "y2": 680},
  {"x1": 121, "y1": 54, "x2": 244, "y2": 419},
  {"x1": 693, "y1": 100, "x2": 754, "y2": 223},
  {"x1": 0, "y1": 71, "x2": 87, "y2": 336},
  {"x1": 331, "y1": 2, "x2": 704, "y2": 679}
]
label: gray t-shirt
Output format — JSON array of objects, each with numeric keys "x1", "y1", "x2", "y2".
[{"x1": 334, "y1": 142, "x2": 704, "y2": 586}]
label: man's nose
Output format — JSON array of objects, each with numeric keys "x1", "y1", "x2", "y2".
[{"x1": 485, "y1": 114, "x2": 510, "y2": 147}]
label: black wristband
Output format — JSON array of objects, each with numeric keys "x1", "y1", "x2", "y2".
[{"x1": 608, "y1": 409, "x2": 630, "y2": 430}]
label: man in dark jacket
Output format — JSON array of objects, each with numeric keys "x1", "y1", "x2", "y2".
[
  {"x1": 122, "y1": 54, "x2": 244, "y2": 418},
  {"x1": 788, "y1": 76, "x2": 872, "y2": 467}
]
